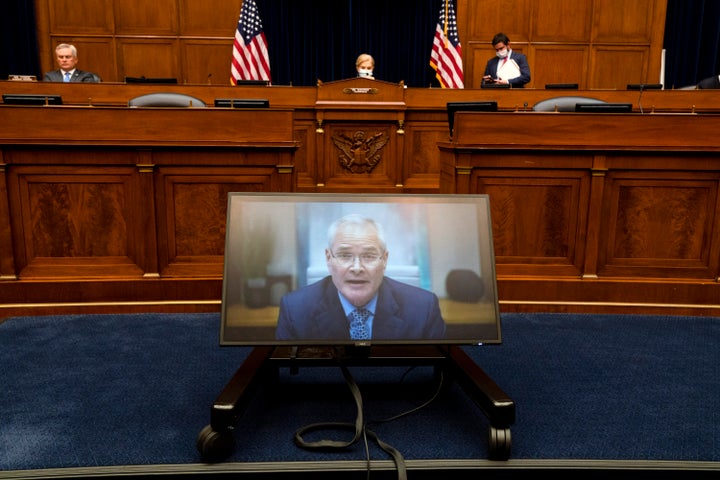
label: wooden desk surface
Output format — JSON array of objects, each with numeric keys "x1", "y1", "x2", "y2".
[
  {"x1": 0, "y1": 104, "x2": 296, "y2": 146},
  {"x1": 3, "y1": 80, "x2": 720, "y2": 113}
]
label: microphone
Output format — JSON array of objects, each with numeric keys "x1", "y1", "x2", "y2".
[
  {"x1": 207, "y1": 73, "x2": 213, "y2": 84},
  {"x1": 638, "y1": 84, "x2": 644, "y2": 114}
]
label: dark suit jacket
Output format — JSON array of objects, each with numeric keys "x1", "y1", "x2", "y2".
[
  {"x1": 483, "y1": 51, "x2": 531, "y2": 88},
  {"x1": 275, "y1": 276, "x2": 446, "y2": 341},
  {"x1": 43, "y1": 69, "x2": 100, "y2": 83}
]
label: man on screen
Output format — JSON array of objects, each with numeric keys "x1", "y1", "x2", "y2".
[{"x1": 275, "y1": 214, "x2": 446, "y2": 341}]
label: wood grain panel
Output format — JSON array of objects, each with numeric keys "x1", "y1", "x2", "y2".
[
  {"x1": 591, "y1": 47, "x2": 648, "y2": 89},
  {"x1": 181, "y1": 40, "x2": 234, "y2": 85},
  {"x1": 155, "y1": 168, "x2": 279, "y2": 277},
  {"x1": 179, "y1": 0, "x2": 242, "y2": 36},
  {"x1": 465, "y1": 0, "x2": 532, "y2": 41},
  {"x1": 7, "y1": 165, "x2": 145, "y2": 278},
  {"x1": 471, "y1": 167, "x2": 589, "y2": 275},
  {"x1": 113, "y1": 0, "x2": 178, "y2": 35},
  {"x1": 530, "y1": 46, "x2": 588, "y2": 88},
  {"x1": 47, "y1": 0, "x2": 113, "y2": 34},
  {"x1": 592, "y1": 0, "x2": 657, "y2": 42},
  {"x1": 599, "y1": 172, "x2": 720, "y2": 277},
  {"x1": 530, "y1": 0, "x2": 591, "y2": 42},
  {"x1": 117, "y1": 40, "x2": 180, "y2": 81}
]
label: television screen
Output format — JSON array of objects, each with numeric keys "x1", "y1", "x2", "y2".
[
  {"x1": 2, "y1": 94, "x2": 63, "y2": 105},
  {"x1": 220, "y1": 193, "x2": 500, "y2": 347},
  {"x1": 446, "y1": 101, "x2": 498, "y2": 137},
  {"x1": 575, "y1": 102, "x2": 633, "y2": 113},
  {"x1": 214, "y1": 98, "x2": 270, "y2": 108}
]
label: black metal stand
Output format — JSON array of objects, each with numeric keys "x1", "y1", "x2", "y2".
[{"x1": 196, "y1": 345, "x2": 515, "y2": 463}]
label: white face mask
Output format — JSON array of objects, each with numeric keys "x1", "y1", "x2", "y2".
[
  {"x1": 358, "y1": 68, "x2": 373, "y2": 78},
  {"x1": 496, "y1": 49, "x2": 508, "y2": 59}
]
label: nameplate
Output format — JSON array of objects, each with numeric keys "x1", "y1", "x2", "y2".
[
  {"x1": 8, "y1": 75, "x2": 37, "y2": 82},
  {"x1": 342, "y1": 87, "x2": 379, "y2": 95}
]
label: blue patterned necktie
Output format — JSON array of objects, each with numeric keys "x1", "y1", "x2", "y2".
[
  {"x1": 349, "y1": 308, "x2": 371, "y2": 339},
  {"x1": 64, "y1": 72, "x2": 71, "y2": 82}
]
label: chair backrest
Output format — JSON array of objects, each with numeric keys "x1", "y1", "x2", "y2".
[
  {"x1": 128, "y1": 92, "x2": 207, "y2": 107},
  {"x1": 697, "y1": 75, "x2": 720, "y2": 89},
  {"x1": 533, "y1": 96, "x2": 606, "y2": 112}
]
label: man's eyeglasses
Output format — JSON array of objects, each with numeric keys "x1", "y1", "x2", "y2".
[{"x1": 330, "y1": 252, "x2": 384, "y2": 267}]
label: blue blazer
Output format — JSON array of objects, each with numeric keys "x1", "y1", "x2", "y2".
[
  {"x1": 43, "y1": 69, "x2": 100, "y2": 83},
  {"x1": 275, "y1": 276, "x2": 446, "y2": 341},
  {"x1": 483, "y1": 51, "x2": 531, "y2": 88}
]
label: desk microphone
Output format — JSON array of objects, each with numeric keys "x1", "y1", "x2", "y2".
[
  {"x1": 638, "y1": 84, "x2": 644, "y2": 114},
  {"x1": 207, "y1": 73, "x2": 213, "y2": 85}
]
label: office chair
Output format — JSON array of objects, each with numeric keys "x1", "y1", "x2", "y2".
[
  {"x1": 697, "y1": 75, "x2": 720, "y2": 89},
  {"x1": 128, "y1": 92, "x2": 207, "y2": 107},
  {"x1": 532, "y1": 96, "x2": 607, "y2": 112}
]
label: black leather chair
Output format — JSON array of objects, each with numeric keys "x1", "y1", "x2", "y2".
[
  {"x1": 532, "y1": 96, "x2": 606, "y2": 112},
  {"x1": 127, "y1": 92, "x2": 206, "y2": 107},
  {"x1": 697, "y1": 75, "x2": 720, "y2": 89}
]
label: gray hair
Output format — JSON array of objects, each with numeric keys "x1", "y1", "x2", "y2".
[
  {"x1": 56, "y1": 43, "x2": 78, "y2": 57},
  {"x1": 327, "y1": 214, "x2": 386, "y2": 251}
]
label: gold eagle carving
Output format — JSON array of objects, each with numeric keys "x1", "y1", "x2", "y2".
[{"x1": 331, "y1": 131, "x2": 388, "y2": 174}]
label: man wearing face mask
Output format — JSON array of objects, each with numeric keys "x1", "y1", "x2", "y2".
[
  {"x1": 482, "y1": 33, "x2": 530, "y2": 88},
  {"x1": 355, "y1": 53, "x2": 375, "y2": 79}
]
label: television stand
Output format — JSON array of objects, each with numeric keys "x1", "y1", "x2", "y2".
[{"x1": 197, "y1": 345, "x2": 515, "y2": 463}]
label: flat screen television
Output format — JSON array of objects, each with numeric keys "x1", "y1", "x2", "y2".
[
  {"x1": 214, "y1": 98, "x2": 270, "y2": 108},
  {"x1": 2, "y1": 94, "x2": 63, "y2": 105},
  {"x1": 446, "y1": 101, "x2": 498, "y2": 137},
  {"x1": 575, "y1": 102, "x2": 633, "y2": 113},
  {"x1": 220, "y1": 193, "x2": 500, "y2": 347}
]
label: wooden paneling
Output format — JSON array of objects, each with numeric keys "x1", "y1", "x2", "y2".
[
  {"x1": 179, "y1": 0, "x2": 243, "y2": 36},
  {"x1": 117, "y1": 39, "x2": 180, "y2": 81},
  {"x1": 439, "y1": 112, "x2": 720, "y2": 315},
  {"x1": 113, "y1": 0, "x2": 179, "y2": 35},
  {"x1": 592, "y1": 0, "x2": 657, "y2": 42},
  {"x1": 34, "y1": 0, "x2": 667, "y2": 88},
  {"x1": 530, "y1": 46, "x2": 588, "y2": 88},
  {"x1": 530, "y1": 0, "x2": 591, "y2": 42},
  {"x1": 47, "y1": 0, "x2": 113, "y2": 34},
  {"x1": 591, "y1": 47, "x2": 649, "y2": 89},
  {"x1": 181, "y1": 40, "x2": 234, "y2": 85},
  {"x1": 3, "y1": 84, "x2": 720, "y2": 316}
]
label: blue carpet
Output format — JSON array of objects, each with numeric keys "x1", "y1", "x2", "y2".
[{"x1": 0, "y1": 312, "x2": 718, "y2": 472}]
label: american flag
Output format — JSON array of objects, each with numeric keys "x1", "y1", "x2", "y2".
[
  {"x1": 231, "y1": 0, "x2": 271, "y2": 84},
  {"x1": 429, "y1": 0, "x2": 464, "y2": 89}
]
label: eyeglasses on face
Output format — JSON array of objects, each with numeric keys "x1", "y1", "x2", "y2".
[{"x1": 330, "y1": 251, "x2": 384, "y2": 267}]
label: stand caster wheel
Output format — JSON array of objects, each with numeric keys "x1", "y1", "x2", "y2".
[
  {"x1": 197, "y1": 424, "x2": 236, "y2": 463},
  {"x1": 487, "y1": 426, "x2": 511, "y2": 460}
]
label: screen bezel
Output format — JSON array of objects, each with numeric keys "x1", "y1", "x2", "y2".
[
  {"x1": 2, "y1": 94, "x2": 63, "y2": 105},
  {"x1": 447, "y1": 101, "x2": 498, "y2": 137},
  {"x1": 574, "y1": 102, "x2": 633, "y2": 113},
  {"x1": 214, "y1": 98, "x2": 270, "y2": 108},
  {"x1": 220, "y1": 193, "x2": 501, "y2": 347}
]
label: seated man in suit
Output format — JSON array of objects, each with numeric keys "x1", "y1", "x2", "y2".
[
  {"x1": 43, "y1": 43, "x2": 100, "y2": 83},
  {"x1": 482, "y1": 32, "x2": 530, "y2": 88},
  {"x1": 275, "y1": 214, "x2": 446, "y2": 341}
]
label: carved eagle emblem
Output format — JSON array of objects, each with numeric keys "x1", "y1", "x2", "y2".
[{"x1": 331, "y1": 130, "x2": 388, "y2": 173}]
